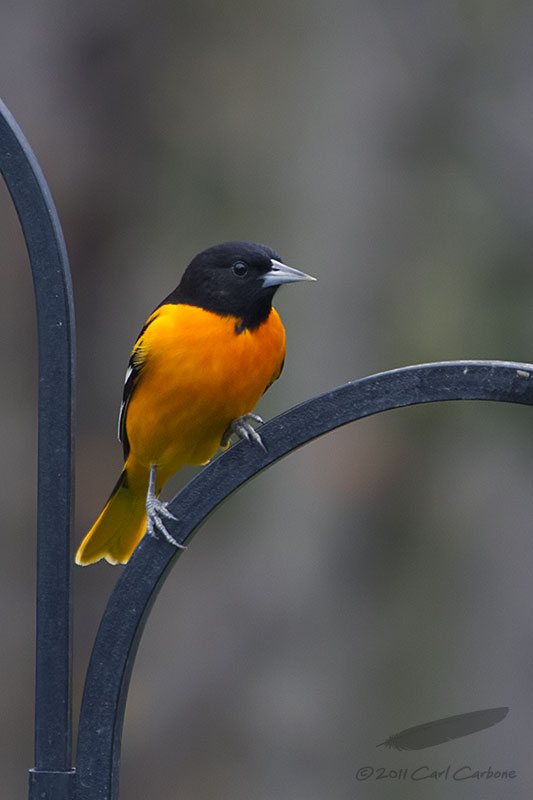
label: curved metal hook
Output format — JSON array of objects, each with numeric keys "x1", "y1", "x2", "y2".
[
  {"x1": 0, "y1": 100, "x2": 76, "y2": 795},
  {"x1": 75, "y1": 359, "x2": 533, "y2": 799}
]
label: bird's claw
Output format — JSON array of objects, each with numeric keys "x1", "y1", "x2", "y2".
[
  {"x1": 222, "y1": 413, "x2": 267, "y2": 452},
  {"x1": 146, "y1": 497, "x2": 185, "y2": 548},
  {"x1": 146, "y1": 465, "x2": 186, "y2": 549}
]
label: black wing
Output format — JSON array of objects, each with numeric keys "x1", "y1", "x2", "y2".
[
  {"x1": 118, "y1": 312, "x2": 159, "y2": 460},
  {"x1": 118, "y1": 359, "x2": 139, "y2": 460}
]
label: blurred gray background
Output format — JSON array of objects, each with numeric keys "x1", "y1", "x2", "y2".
[{"x1": 1, "y1": 2, "x2": 533, "y2": 798}]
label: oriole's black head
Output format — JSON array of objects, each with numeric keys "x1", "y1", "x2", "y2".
[{"x1": 164, "y1": 241, "x2": 315, "y2": 331}]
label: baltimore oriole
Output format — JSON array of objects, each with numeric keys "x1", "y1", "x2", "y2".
[{"x1": 75, "y1": 241, "x2": 315, "y2": 565}]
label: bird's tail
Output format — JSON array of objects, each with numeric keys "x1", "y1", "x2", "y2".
[{"x1": 75, "y1": 466, "x2": 148, "y2": 565}]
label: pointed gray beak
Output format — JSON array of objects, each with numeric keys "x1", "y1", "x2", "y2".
[{"x1": 261, "y1": 259, "x2": 317, "y2": 288}]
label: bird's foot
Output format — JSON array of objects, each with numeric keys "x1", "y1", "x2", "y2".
[
  {"x1": 221, "y1": 413, "x2": 267, "y2": 452},
  {"x1": 146, "y1": 465, "x2": 186, "y2": 549}
]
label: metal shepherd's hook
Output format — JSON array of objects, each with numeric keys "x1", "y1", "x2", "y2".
[{"x1": 2, "y1": 99, "x2": 533, "y2": 800}]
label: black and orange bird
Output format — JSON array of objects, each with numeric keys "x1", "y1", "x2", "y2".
[{"x1": 76, "y1": 241, "x2": 315, "y2": 565}]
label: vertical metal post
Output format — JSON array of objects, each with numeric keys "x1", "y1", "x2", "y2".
[{"x1": 0, "y1": 100, "x2": 76, "y2": 799}]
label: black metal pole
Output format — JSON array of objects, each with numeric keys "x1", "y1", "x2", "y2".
[
  {"x1": 0, "y1": 100, "x2": 76, "y2": 799},
  {"x1": 75, "y1": 359, "x2": 533, "y2": 800}
]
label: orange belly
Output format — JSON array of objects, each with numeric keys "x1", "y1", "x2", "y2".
[{"x1": 124, "y1": 303, "x2": 286, "y2": 480}]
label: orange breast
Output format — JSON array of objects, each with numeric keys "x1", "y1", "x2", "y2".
[{"x1": 124, "y1": 304, "x2": 286, "y2": 477}]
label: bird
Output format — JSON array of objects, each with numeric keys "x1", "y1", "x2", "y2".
[{"x1": 75, "y1": 241, "x2": 316, "y2": 565}]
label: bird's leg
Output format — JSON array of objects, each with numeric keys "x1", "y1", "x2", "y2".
[
  {"x1": 145, "y1": 464, "x2": 186, "y2": 549},
  {"x1": 221, "y1": 413, "x2": 267, "y2": 452}
]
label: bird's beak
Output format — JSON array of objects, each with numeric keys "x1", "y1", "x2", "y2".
[{"x1": 261, "y1": 259, "x2": 317, "y2": 288}]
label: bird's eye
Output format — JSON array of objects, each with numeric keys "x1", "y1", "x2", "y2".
[{"x1": 232, "y1": 261, "x2": 249, "y2": 278}]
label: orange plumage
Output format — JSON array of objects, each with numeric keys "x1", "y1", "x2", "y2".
[{"x1": 76, "y1": 241, "x2": 314, "y2": 565}]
